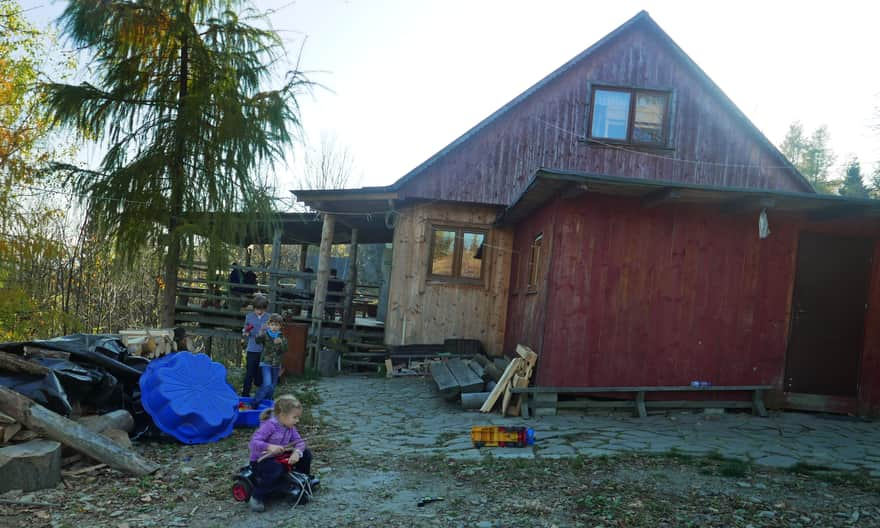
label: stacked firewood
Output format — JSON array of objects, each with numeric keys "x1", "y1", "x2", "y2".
[{"x1": 479, "y1": 345, "x2": 538, "y2": 416}]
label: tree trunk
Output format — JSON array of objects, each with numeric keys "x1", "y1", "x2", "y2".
[{"x1": 0, "y1": 387, "x2": 158, "y2": 476}]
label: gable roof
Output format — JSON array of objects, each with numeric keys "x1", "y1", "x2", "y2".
[{"x1": 385, "y1": 10, "x2": 812, "y2": 195}]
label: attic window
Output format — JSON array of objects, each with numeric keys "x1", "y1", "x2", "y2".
[{"x1": 589, "y1": 87, "x2": 670, "y2": 146}]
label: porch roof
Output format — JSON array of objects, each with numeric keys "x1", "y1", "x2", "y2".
[{"x1": 497, "y1": 169, "x2": 880, "y2": 226}]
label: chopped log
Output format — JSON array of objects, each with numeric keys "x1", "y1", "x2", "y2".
[
  {"x1": 0, "y1": 440, "x2": 61, "y2": 492},
  {"x1": 446, "y1": 358, "x2": 484, "y2": 394},
  {"x1": 11, "y1": 429, "x2": 39, "y2": 443},
  {"x1": 0, "y1": 386, "x2": 158, "y2": 476},
  {"x1": 516, "y1": 344, "x2": 538, "y2": 369},
  {"x1": 0, "y1": 411, "x2": 16, "y2": 424},
  {"x1": 101, "y1": 429, "x2": 132, "y2": 449},
  {"x1": 22, "y1": 346, "x2": 70, "y2": 360},
  {"x1": 472, "y1": 354, "x2": 502, "y2": 381},
  {"x1": 77, "y1": 410, "x2": 135, "y2": 434},
  {"x1": 461, "y1": 391, "x2": 492, "y2": 410},
  {"x1": 1, "y1": 422, "x2": 22, "y2": 443},
  {"x1": 480, "y1": 357, "x2": 524, "y2": 413},
  {"x1": 493, "y1": 357, "x2": 511, "y2": 372},
  {"x1": 0, "y1": 350, "x2": 49, "y2": 376}
]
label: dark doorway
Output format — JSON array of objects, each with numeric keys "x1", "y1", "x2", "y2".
[{"x1": 785, "y1": 232, "x2": 873, "y2": 396}]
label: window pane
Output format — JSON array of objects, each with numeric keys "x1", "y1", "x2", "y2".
[
  {"x1": 633, "y1": 92, "x2": 667, "y2": 143},
  {"x1": 527, "y1": 234, "x2": 543, "y2": 289},
  {"x1": 460, "y1": 232, "x2": 485, "y2": 279},
  {"x1": 591, "y1": 90, "x2": 630, "y2": 140},
  {"x1": 430, "y1": 230, "x2": 456, "y2": 276}
]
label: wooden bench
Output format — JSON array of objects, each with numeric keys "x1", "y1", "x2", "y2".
[{"x1": 511, "y1": 385, "x2": 772, "y2": 418}]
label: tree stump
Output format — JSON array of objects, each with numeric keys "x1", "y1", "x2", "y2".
[{"x1": 0, "y1": 440, "x2": 61, "y2": 492}]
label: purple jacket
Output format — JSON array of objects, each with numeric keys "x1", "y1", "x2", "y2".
[{"x1": 248, "y1": 417, "x2": 306, "y2": 462}]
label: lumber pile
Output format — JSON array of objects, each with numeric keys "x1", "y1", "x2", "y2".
[
  {"x1": 119, "y1": 328, "x2": 176, "y2": 358},
  {"x1": 479, "y1": 345, "x2": 538, "y2": 415}
]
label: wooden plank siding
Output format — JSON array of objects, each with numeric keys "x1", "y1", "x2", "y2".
[
  {"x1": 398, "y1": 21, "x2": 810, "y2": 207},
  {"x1": 503, "y1": 193, "x2": 880, "y2": 415},
  {"x1": 385, "y1": 203, "x2": 512, "y2": 356}
]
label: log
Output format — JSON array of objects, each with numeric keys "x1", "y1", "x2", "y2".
[
  {"x1": 0, "y1": 386, "x2": 158, "y2": 476},
  {"x1": 22, "y1": 346, "x2": 70, "y2": 360},
  {"x1": 472, "y1": 354, "x2": 502, "y2": 382},
  {"x1": 0, "y1": 440, "x2": 61, "y2": 492},
  {"x1": 461, "y1": 392, "x2": 492, "y2": 410},
  {"x1": 1, "y1": 422, "x2": 22, "y2": 443},
  {"x1": 77, "y1": 410, "x2": 135, "y2": 434},
  {"x1": 101, "y1": 429, "x2": 132, "y2": 449},
  {"x1": 0, "y1": 350, "x2": 49, "y2": 376}
]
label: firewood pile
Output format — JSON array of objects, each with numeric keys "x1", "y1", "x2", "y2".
[
  {"x1": 0, "y1": 334, "x2": 161, "y2": 494},
  {"x1": 427, "y1": 343, "x2": 538, "y2": 415}
]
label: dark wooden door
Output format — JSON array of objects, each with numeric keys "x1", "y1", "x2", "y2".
[{"x1": 785, "y1": 232, "x2": 873, "y2": 396}]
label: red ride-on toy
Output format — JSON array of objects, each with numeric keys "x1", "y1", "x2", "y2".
[{"x1": 231, "y1": 454, "x2": 319, "y2": 506}]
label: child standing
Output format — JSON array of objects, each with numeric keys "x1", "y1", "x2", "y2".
[
  {"x1": 241, "y1": 293, "x2": 270, "y2": 397},
  {"x1": 254, "y1": 313, "x2": 287, "y2": 401},
  {"x1": 247, "y1": 395, "x2": 314, "y2": 512}
]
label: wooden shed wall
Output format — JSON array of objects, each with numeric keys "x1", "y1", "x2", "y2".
[
  {"x1": 400, "y1": 22, "x2": 810, "y2": 206},
  {"x1": 385, "y1": 203, "x2": 512, "y2": 356},
  {"x1": 503, "y1": 194, "x2": 880, "y2": 414}
]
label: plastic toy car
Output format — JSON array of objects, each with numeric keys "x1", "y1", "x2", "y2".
[{"x1": 231, "y1": 456, "x2": 319, "y2": 505}]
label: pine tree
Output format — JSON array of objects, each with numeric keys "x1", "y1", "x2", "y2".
[
  {"x1": 43, "y1": 1, "x2": 311, "y2": 326},
  {"x1": 838, "y1": 157, "x2": 870, "y2": 198}
]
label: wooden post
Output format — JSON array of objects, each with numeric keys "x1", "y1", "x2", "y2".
[
  {"x1": 341, "y1": 228, "x2": 358, "y2": 342},
  {"x1": 309, "y1": 214, "x2": 335, "y2": 369},
  {"x1": 268, "y1": 227, "x2": 282, "y2": 313},
  {"x1": 298, "y1": 244, "x2": 309, "y2": 271},
  {"x1": 0, "y1": 387, "x2": 158, "y2": 476}
]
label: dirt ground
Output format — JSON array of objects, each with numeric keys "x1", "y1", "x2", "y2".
[{"x1": 2, "y1": 381, "x2": 879, "y2": 528}]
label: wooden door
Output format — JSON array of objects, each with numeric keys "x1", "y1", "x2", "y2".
[{"x1": 785, "y1": 232, "x2": 873, "y2": 396}]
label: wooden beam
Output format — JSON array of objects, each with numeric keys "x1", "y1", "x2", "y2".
[
  {"x1": 310, "y1": 213, "x2": 335, "y2": 369},
  {"x1": 268, "y1": 227, "x2": 282, "y2": 313},
  {"x1": 642, "y1": 188, "x2": 681, "y2": 209},
  {"x1": 723, "y1": 196, "x2": 776, "y2": 215}
]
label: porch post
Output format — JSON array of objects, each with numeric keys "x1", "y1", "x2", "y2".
[
  {"x1": 268, "y1": 227, "x2": 282, "y2": 313},
  {"x1": 340, "y1": 228, "x2": 358, "y2": 343},
  {"x1": 298, "y1": 244, "x2": 308, "y2": 270},
  {"x1": 309, "y1": 213, "x2": 335, "y2": 369}
]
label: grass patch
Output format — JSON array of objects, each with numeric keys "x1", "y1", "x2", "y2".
[{"x1": 789, "y1": 463, "x2": 880, "y2": 491}]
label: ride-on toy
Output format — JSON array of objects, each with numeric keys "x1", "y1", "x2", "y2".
[{"x1": 231, "y1": 454, "x2": 319, "y2": 506}]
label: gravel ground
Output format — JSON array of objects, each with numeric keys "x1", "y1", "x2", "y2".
[{"x1": 1, "y1": 379, "x2": 879, "y2": 527}]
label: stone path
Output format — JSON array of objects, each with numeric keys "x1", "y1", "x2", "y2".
[{"x1": 314, "y1": 375, "x2": 880, "y2": 476}]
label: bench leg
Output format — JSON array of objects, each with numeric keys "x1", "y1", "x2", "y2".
[
  {"x1": 635, "y1": 391, "x2": 647, "y2": 418},
  {"x1": 752, "y1": 389, "x2": 768, "y2": 417}
]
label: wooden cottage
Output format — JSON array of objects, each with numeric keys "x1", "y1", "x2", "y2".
[{"x1": 294, "y1": 11, "x2": 880, "y2": 416}]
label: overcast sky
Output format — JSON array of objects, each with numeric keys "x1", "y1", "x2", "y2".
[{"x1": 24, "y1": 0, "x2": 880, "y2": 194}]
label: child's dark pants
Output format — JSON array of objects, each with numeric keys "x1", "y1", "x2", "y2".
[
  {"x1": 251, "y1": 449, "x2": 313, "y2": 501},
  {"x1": 242, "y1": 351, "x2": 263, "y2": 396}
]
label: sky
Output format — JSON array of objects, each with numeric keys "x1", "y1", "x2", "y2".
[{"x1": 22, "y1": 0, "x2": 880, "y2": 194}]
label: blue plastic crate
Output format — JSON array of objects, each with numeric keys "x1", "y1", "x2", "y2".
[{"x1": 235, "y1": 397, "x2": 273, "y2": 428}]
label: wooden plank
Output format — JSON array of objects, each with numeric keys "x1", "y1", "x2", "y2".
[
  {"x1": 479, "y1": 357, "x2": 523, "y2": 413},
  {"x1": 430, "y1": 361, "x2": 460, "y2": 397},
  {"x1": 466, "y1": 359, "x2": 485, "y2": 380},
  {"x1": 446, "y1": 358, "x2": 483, "y2": 394},
  {"x1": 507, "y1": 374, "x2": 530, "y2": 417},
  {"x1": 515, "y1": 344, "x2": 538, "y2": 369}
]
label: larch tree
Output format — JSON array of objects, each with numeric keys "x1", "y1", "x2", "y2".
[{"x1": 43, "y1": 0, "x2": 311, "y2": 327}]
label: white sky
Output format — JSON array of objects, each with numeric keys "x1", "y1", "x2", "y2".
[{"x1": 24, "y1": 0, "x2": 880, "y2": 192}]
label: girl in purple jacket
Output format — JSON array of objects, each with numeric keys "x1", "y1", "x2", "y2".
[{"x1": 247, "y1": 395, "x2": 313, "y2": 512}]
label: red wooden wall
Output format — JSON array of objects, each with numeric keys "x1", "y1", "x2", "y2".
[
  {"x1": 503, "y1": 194, "x2": 880, "y2": 415},
  {"x1": 399, "y1": 19, "x2": 811, "y2": 206}
]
